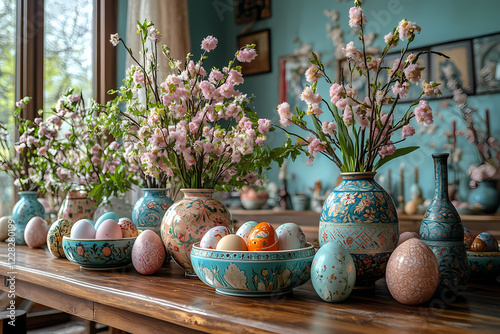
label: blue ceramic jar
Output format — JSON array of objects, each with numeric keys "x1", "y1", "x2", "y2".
[
  {"x1": 12, "y1": 191, "x2": 45, "y2": 244},
  {"x1": 132, "y1": 188, "x2": 173, "y2": 235}
]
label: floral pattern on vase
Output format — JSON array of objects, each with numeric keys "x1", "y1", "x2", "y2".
[
  {"x1": 12, "y1": 191, "x2": 45, "y2": 244},
  {"x1": 468, "y1": 179, "x2": 500, "y2": 214},
  {"x1": 132, "y1": 188, "x2": 172, "y2": 235},
  {"x1": 420, "y1": 153, "x2": 468, "y2": 296},
  {"x1": 58, "y1": 190, "x2": 96, "y2": 224},
  {"x1": 319, "y1": 172, "x2": 399, "y2": 288},
  {"x1": 161, "y1": 189, "x2": 231, "y2": 276}
]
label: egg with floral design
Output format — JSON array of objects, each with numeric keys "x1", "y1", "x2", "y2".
[
  {"x1": 132, "y1": 230, "x2": 165, "y2": 275},
  {"x1": 118, "y1": 217, "x2": 139, "y2": 238},
  {"x1": 311, "y1": 241, "x2": 355, "y2": 302},
  {"x1": 275, "y1": 222, "x2": 306, "y2": 250},
  {"x1": 247, "y1": 222, "x2": 279, "y2": 251},
  {"x1": 200, "y1": 226, "x2": 231, "y2": 249},
  {"x1": 47, "y1": 218, "x2": 72, "y2": 258},
  {"x1": 236, "y1": 221, "x2": 258, "y2": 243}
]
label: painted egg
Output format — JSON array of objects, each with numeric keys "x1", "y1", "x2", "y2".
[
  {"x1": 71, "y1": 219, "x2": 96, "y2": 239},
  {"x1": 235, "y1": 221, "x2": 258, "y2": 243},
  {"x1": 24, "y1": 216, "x2": 49, "y2": 248},
  {"x1": 247, "y1": 222, "x2": 279, "y2": 251},
  {"x1": 95, "y1": 219, "x2": 122, "y2": 239},
  {"x1": 311, "y1": 241, "x2": 355, "y2": 302},
  {"x1": 132, "y1": 230, "x2": 166, "y2": 275},
  {"x1": 200, "y1": 226, "x2": 231, "y2": 249},
  {"x1": 463, "y1": 227, "x2": 474, "y2": 250},
  {"x1": 386, "y1": 238, "x2": 439, "y2": 305},
  {"x1": 216, "y1": 234, "x2": 247, "y2": 251},
  {"x1": 470, "y1": 232, "x2": 498, "y2": 252},
  {"x1": 95, "y1": 212, "x2": 119, "y2": 230},
  {"x1": 0, "y1": 216, "x2": 11, "y2": 241},
  {"x1": 47, "y1": 219, "x2": 72, "y2": 258},
  {"x1": 118, "y1": 218, "x2": 139, "y2": 238},
  {"x1": 275, "y1": 222, "x2": 307, "y2": 250},
  {"x1": 397, "y1": 231, "x2": 419, "y2": 246}
]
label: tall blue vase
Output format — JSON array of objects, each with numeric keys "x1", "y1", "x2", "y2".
[
  {"x1": 12, "y1": 191, "x2": 45, "y2": 244},
  {"x1": 319, "y1": 172, "x2": 399, "y2": 288},
  {"x1": 132, "y1": 188, "x2": 173, "y2": 235},
  {"x1": 420, "y1": 153, "x2": 468, "y2": 296}
]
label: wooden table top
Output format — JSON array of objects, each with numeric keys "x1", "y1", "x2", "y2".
[{"x1": 1, "y1": 243, "x2": 500, "y2": 333}]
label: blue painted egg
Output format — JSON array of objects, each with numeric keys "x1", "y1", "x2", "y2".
[
  {"x1": 95, "y1": 212, "x2": 119, "y2": 229},
  {"x1": 311, "y1": 241, "x2": 356, "y2": 302}
]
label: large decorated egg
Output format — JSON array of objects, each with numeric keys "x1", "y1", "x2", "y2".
[
  {"x1": 311, "y1": 241, "x2": 356, "y2": 302},
  {"x1": 275, "y1": 222, "x2": 307, "y2": 250},
  {"x1": 235, "y1": 221, "x2": 258, "y2": 243},
  {"x1": 200, "y1": 226, "x2": 231, "y2": 249},
  {"x1": 47, "y1": 218, "x2": 72, "y2": 258},
  {"x1": 386, "y1": 238, "x2": 439, "y2": 305},
  {"x1": 247, "y1": 222, "x2": 279, "y2": 251},
  {"x1": 24, "y1": 216, "x2": 49, "y2": 248},
  {"x1": 132, "y1": 230, "x2": 166, "y2": 275}
]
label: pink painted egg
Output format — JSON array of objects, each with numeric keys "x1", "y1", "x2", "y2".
[
  {"x1": 24, "y1": 216, "x2": 49, "y2": 248},
  {"x1": 118, "y1": 217, "x2": 139, "y2": 238},
  {"x1": 386, "y1": 238, "x2": 439, "y2": 305},
  {"x1": 200, "y1": 226, "x2": 231, "y2": 249},
  {"x1": 95, "y1": 219, "x2": 122, "y2": 239},
  {"x1": 132, "y1": 230, "x2": 166, "y2": 275},
  {"x1": 397, "y1": 231, "x2": 419, "y2": 246}
]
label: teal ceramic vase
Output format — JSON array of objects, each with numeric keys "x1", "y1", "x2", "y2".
[
  {"x1": 132, "y1": 188, "x2": 173, "y2": 235},
  {"x1": 420, "y1": 153, "x2": 468, "y2": 296},
  {"x1": 319, "y1": 172, "x2": 399, "y2": 288},
  {"x1": 12, "y1": 191, "x2": 45, "y2": 244},
  {"x1": 468, "y1": 179, "x2": 500, "y2": 214},
  {"x1": 161, "y1": 189, "x2": 231, "y2": 276}
]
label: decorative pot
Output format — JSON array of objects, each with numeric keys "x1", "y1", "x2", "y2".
[
  {"x1": 12, "y1": 191, "x2": 45, "y2": 244},
  {"x1": 291, "y1": 194, "x2": 310, "y2": 211},
  {"x1": 161, "y1": 188, "x2": 231, "y2": 277},
  {"x1": 319, "y1": 172, "x2": 399, "y2": 288},
  {"x1": 420, "y1": 153, "x2": 468, "y2": 296},
  {"x1": 468, "y1": 179, "x2": 500, "y2": 214},
  {"x1": 58, "y1": 190, "x2": 96, "y2": 224},
  {"x1": 93, "y1": 195, "x2": 134, "y2": 221},
  {"x1": 132, "y1": 188, "x2": 172, "y2": 235}
]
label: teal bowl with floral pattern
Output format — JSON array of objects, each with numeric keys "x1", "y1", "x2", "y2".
[
  {"x1": 467, "y1": 249, "x2": 500, "y2": 283},
  {"x1": 191, "y1": 242, "x2": 315, "y2": 297},
  {"x1": 62, "y1": 236, "x2": 136, "y2": 270}
]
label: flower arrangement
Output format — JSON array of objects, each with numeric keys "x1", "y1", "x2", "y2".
[
  {"x1": 99, "y1": 20, "x2": 278, "y2": 192},
  {"x1": 276, "y1": 0, "x2": 446, "y2": 172},
  {"x1": 0, "y1": 98, "x2": 49, "y2": 192}
]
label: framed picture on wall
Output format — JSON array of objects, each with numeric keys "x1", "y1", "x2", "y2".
[
  {"x1": 234, "y1": 0, "x2": 271, "y2": 24},
  {"x1": 278, "y1": 54, "x2": 311, "y2": 103},
  {"x1": 237, "y1": 29, "x2": 271, "y2": 76},
  {"x1": 473, "y1": 32, "x2": 500, "y2": 94},
  {"x1": 430, "y1": 40, "x2": 474, "y2": 98}
]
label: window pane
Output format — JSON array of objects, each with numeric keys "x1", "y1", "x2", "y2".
[
  {"x1": 0, "y1": 0, "x2": 16, "y2": 216},
  {"x1": 44, "y1": 0, "x2": 93, "y2": 109}
]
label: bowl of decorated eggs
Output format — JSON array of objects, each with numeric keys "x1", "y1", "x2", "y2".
[
  {"x1": 465, "y1": 229, "x2": 500, "y2": 282},
  {"x1": 191, "y1": 221, "x2": 315, "y2": 297},
  {"x1": 62, "y1": 212, "x2": 139, "y2": 270}
]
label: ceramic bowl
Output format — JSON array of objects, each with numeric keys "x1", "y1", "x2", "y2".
[
  {"x1": 191, "y1": 242, "x2": 315, "y2": 296},
  {"x1": 62, "y1": 236, "x2": 136, "y2": 270},
  {"x1": 240, "y1": 198, "x2": 267, "y2": 210},
  {"x1": 467, "y1": 248, "x2": 500, "y2": 283}
]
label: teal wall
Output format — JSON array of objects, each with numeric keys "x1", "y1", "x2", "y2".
[{"x1": 187, "y1": 0, "x2": 500, "y2": 205}]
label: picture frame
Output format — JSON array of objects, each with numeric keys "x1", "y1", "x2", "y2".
[
  {"x1": 234, "y1": 0, "x2": 271, "y2": 24},
  {"x1": 473, "y1": 32, "x2": 500, "y2": 94},
  {"x1": 237, "y1": 29, "x2": 271, "y2": 76},
  {"x1": 278, "y1": 54, "x2": 311, "y2": 103}
]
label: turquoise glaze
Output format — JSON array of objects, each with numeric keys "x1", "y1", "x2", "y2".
[
  {"x1": 132, "y1": 188, "x2": 172, "y2": 235},
  {"x1": 191, "y1": 242, "x2": 315, "y2": 296},
  {"x1": 420, "y1": 154, "x2": 468, "y2": 295},
  {"x1": 467, "y1": 251, "x2": 500, "y2": 283},
  {"x1": 62, "y1": 236, "x2": 136, "y2": 269},
  {"x1": 468, "y1": 179, "x2": 500, "y2": 214},
  {"x1": 12, "y1": 191, "x2": 45, "y2": 244},
  {"x1": 319, "y1": 172, "x2": 399, "y2": 288}
]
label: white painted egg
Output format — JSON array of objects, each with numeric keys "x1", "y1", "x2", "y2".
[
  {"x1": 95, "y1": 219, "x2": 122, "y2": 239},
  {"x1": 275, "y1": 222, "x2": 307, "y2": 250},
  {"x1": 0, "y1": 216, "x2": 11, "y2": 241},
  {"x1": 70, "y1": 219, "x2": 96, "y2": 239},
  {"x1": 132, "y1": 230, "x2": 166, "y2": 275},
  {"x1": 200, "y1": 226, "x2": 231, "y2": 249},
  {"x1": 24, "y1": 216, "x2": 49, "y2": 248},
  {"x1": 118, "y1": 217, "x2": 139, "y2": 238},
  {"x1": 95, "y1": 212, "x2": 119, "y2": 229},
  {"x1": 47, "y1": 219, "x2": 72, "y2": 258},
  {"x1": 311, "y1": 241, "x2": 355, "y2": 302},
  {"x1": 235, "y1": 221, "x2": 258, "y2": 243}
]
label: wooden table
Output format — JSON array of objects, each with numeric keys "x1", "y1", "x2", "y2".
[{"x1": 1, "y1": 244, "x2": 500, "y2": 333}]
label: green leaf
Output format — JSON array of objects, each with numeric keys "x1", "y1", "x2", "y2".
[{"x1": 373, "y1": 146, "x2": 419, "y2": 170}]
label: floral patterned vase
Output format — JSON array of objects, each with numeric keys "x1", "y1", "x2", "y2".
[
  {"x1": 319, "y1": 172, "x2": 399, "y2": 288},
  {"x1": 132, "y1": 188, "x2": 173, "y2": 235},
  {"x1": 468, "y1": 179, "x2": 500, "y2": 214},
  {"x1": 12, "y1": 191, "x2": 45, "y2": 244},
  {"x1": 161, "y1": 189, "x2": 231, "y2": 277},
  {"x1": 420, "y1": 153, "x2": 469, "y2": 296},
  {"x1": 58, "y1": 190, "x2": 96, "y2": 224}
]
